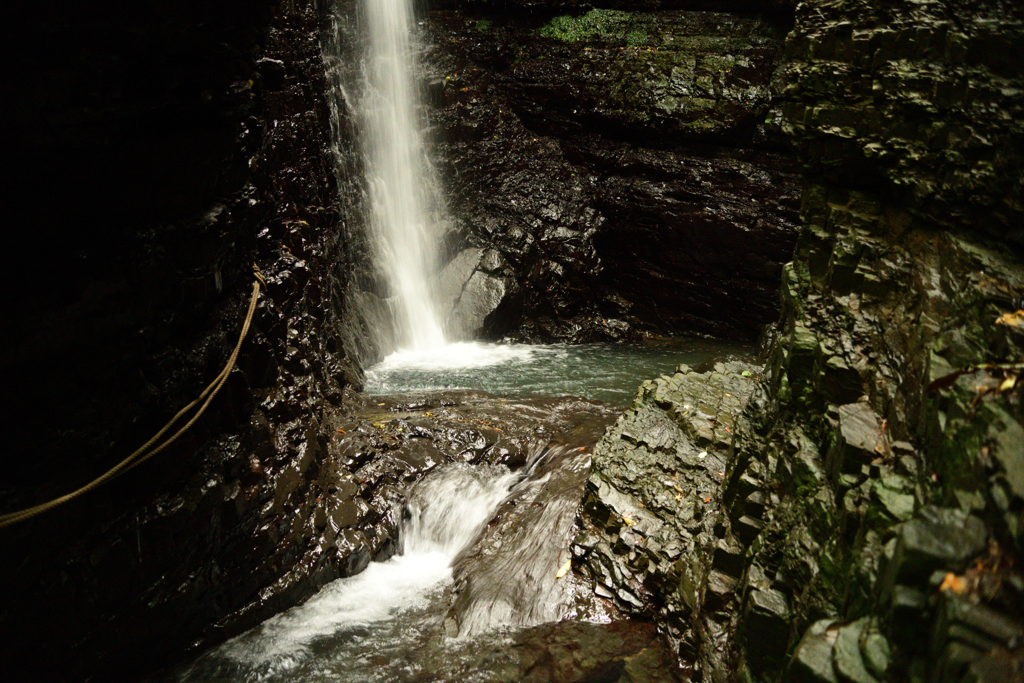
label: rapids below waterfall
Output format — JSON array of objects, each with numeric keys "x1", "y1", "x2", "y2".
[
  {"x1": 364, "y1": 339, "x2": 754, "y2": 406},
  {"x1": 155, "y1": 338, "x2": 748, "y2": 682},
  {"x1": 176, "y1": 462, "x2": 524, "y2": 682},
  {"x1": 170, "y1": 445, "x2": 613, "y2": 683}
]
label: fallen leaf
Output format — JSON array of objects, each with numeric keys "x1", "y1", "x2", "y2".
[
  {"x1": 555, "y1": 559, "x2": 571, "y2": 579},
  {"x1": 1000, "y1": 375, "x2": 1018, "y2": 392},
  {"x1": 622, "y1": 514, "x2": 635, "y2": 526},
  {"x1": 939, "y1": 572, "x2": 967, "y2": 594},
  {"x1": 337, "y1": 429, "x2": 347, "y2": 434},
  {"x1": 995, "y1": 310, "x2": 1024, "y2": 329}
]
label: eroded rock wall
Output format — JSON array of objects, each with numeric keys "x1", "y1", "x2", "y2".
[
  {"x1": 1, "y1": 1, "x2": 377, "y2": 679},
  {"x1": 574, "y1": 1, "x2": 1024, "y2": 681},
  {"x1": 421, "y1": 2, "x2": 802, "y2": 342}
]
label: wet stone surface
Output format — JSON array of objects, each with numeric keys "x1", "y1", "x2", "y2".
[
  {"x1": 378, "y1": 619, "x2": 680, "y2": 683},
  {"x1": 573, "y1": 360, "x2": 762, "y2": 665},
  {"x1": 420, "y1": 7, "x2": 801, "y2": 342}
]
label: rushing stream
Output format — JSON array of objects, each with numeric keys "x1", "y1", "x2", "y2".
[{"x1": 174, "y1": 451, "x2": 571, "y2": 683}]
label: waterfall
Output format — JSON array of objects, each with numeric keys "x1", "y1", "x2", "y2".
[{"x1": 360, "y1": 0, "x2": 447, "y2": 351}]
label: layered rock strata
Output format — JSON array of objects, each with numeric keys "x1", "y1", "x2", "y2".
[
  {"x1": 574, "y1": 1, "x2": 1024, "y2": 681},
  {"x1": 420, "y1": 4, "x2": 801, "y2": 342},
  {"x1": 1, "y1": 1, "x2": 368, "y2": 679},
  {"x1": 574, "y1": 361, "x2": 765, "y2": 678}
]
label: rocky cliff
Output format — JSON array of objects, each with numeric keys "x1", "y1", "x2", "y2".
[
  {"x1": 575, "y1": 1, "x2": 1024, "y2": 681},
  {"x1": 417, "y1": 1, "x2": 801, "y2": 342},
  {"x1": 1, "y1": 2, "x2": 377, "y2": 679}
]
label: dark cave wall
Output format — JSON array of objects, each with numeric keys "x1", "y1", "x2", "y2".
[
  {"x1": 4, "y1": 1, "x2": 272, "y2": 496},
  {"x1": 729, "y1": 2, "x2": 1024, "y2": 678},
  {"x1": 1, "y1": 1, "x2": 375, "y2": 679}
]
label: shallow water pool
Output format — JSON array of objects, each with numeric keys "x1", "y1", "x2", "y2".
[{"x1": 363, "y1": 339, "x2": 755, "y2": 407}]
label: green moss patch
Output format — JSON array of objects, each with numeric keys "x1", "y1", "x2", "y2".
[{"x1": 538, "y1": 9, "x2": 651, "y2": 46}]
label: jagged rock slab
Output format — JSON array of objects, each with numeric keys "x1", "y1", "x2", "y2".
[{"x1": 573, "y1": 361, "x2": 762, "y2": 648}]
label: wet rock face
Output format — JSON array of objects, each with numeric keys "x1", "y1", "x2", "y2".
[
  {"x1": 569, "y1": 1, "x2": 1024, "y2": 681},
  {"x1": 1, "y1": 1, "x2": 367, "y2": 680},
  {"x1": 422, "y1": 6, "x2": 801, "y2": 342},
  {"x1": 687, "y1": 0, "x2": 1024, "y2": 679},
  {"x1": 436, "y1": 247, "x2": 512, "y2": 340},
  {"x1": 404, "y1": 619, "x2": 679, "y2": 683},
  {"x1": 768, "y1": 0, "x2": 1024, "y2": 247},
  {"x1": 432, "y1": 1, "x2": 797, "y2": 13},
  {"x1": 573, "y1": 361, "x2": 763, "y2": 669}
]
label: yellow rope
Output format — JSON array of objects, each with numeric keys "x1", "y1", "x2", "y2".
[{"x1": 0, "y1": 266, "x2": 267, "y2": 529}]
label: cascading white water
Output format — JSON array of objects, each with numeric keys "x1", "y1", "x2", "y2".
[
  {"x1": 178, "y1": 463, "x2": 519, "y2": 681},
  {"x1": 360, "y1": 0, "x2": 447, "y2": 351}
]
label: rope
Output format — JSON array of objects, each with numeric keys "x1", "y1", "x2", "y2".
[{"x1": 0, "y1": 266, "x2": 267, "y2": 529}]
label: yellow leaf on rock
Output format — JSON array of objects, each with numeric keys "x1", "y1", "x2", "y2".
[
  {"x1": 995, "y1": 310, "x2": 1024, "y2": 329},
  {"x1": 556, "y1": 559, "x2": 571, "y2": 579},
  {"x1": 939, "y1": 572, "x2": 967, "y2": 594}
]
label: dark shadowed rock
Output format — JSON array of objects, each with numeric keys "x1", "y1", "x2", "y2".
[
  {"x1": 1, "y1": 1, "x2": 369, "y2": 679},
  {"x1": 788, "y1": 620, "x2": 841, "y2": 683},
  {"x1": 423, "y1": 7, "x2": 800, "y2": 342}
]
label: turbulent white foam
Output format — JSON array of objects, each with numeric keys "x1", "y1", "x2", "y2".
[
  {"x1": 371, "y1": 341, "x2": 549, "y2": 373},
  {"x1": 215, "y1": 552, "x2": 452, "y2": 674},
  {"x1": 201, "y1": 463, "x2": 518, "y2": 678},
  {"x1": 403, "y1": 462, "x2": 519, "y2": 555}
]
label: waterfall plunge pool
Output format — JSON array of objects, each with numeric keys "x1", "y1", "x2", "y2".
[
  {"x1": 155, "y1": 340, "x2": 752, "y2": 682},
  {"x1": 363, "y1": 339, "x2": 756, "y2": 408}
]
